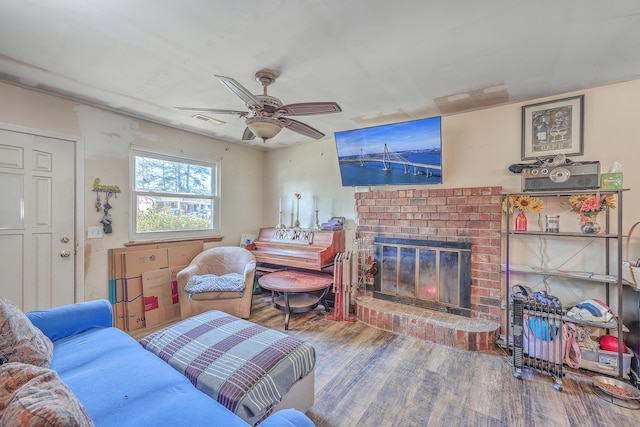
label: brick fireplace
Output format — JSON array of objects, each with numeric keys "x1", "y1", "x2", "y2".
[{"x1": 354, "y1": 186, "x2": 502, "y2": 351}]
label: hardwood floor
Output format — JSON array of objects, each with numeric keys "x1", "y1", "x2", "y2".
[{"x1": 132, "y1": 293, "x2": 640, "y2": 426}]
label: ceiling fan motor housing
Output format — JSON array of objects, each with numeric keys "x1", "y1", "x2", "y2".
[{"x1": 252, "y1": 95, "x2": 283, "y2": 114}]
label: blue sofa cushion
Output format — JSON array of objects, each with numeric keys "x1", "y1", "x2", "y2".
[{"x1": 26, "y1": 300, "x2": 112, "y2": 342}]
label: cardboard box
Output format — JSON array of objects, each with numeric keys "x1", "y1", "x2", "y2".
[
  {"x1": 108, "y1": 248, "x2": 126, "y2": 329},
  {"x1": 142, "y1": 269, "x2": 176, "y2": 327},
  {"x1": 600, "y1": 172, "x2": 623, "y2": 189},
  {"x1": 579, "y1": 346, "x2": 633, "y2": 378},
  {"x1": 169, "y1": 264, "x2": 188, "y2": 318},
  {"x1": 123, "y1": 248, "x2": 169, "y2": 277},
  {"x1": 113, "y1": 276, "x2": 126, "y2": 330},
  {"x1": 108, "y1": 242, "x2": 201, "y2": 331},
  {"x1": 123, "y1": 276, "x2": 145, "y2": 330},
  {"x1": 165, "y1": 243, "x2": 202, "y2": 267},
  {"x1": 123, "y1": 249, "x2": 169, "y2": 331}
]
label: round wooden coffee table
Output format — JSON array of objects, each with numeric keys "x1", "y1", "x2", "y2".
[{"x1": 258, "y1": 270, "x2": 333, "y2": 330}]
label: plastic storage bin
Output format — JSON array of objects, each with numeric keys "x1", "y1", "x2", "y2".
[{"x1": 579, "y1": 346, "x2": 633, "y2": 378}]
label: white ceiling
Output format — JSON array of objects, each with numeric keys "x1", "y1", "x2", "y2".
[{"x1": 1, "y1": 0, "x2": 639, "y2": 149}]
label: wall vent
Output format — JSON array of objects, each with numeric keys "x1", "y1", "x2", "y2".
[{"x1": 192, "y1": 114, "x2": 225, "y2": 125}]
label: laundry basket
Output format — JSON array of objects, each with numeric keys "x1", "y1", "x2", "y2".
[{"x1": 622, "y1": 221, "x2": 640, "y2": 289}]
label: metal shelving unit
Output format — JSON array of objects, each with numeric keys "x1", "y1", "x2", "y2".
[{"x1": 505, "y1": 189, "x2": 627, "y2": 380}]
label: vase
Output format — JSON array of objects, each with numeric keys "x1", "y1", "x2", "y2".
[
  {"x1": 515, "y1": 211, "x2": 527, "y2": 231},
  {"x1": 579, "y1": 215, "x2": 601, "y2": 234}
]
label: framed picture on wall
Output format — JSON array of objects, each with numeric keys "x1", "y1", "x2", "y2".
[{"x1": 521, "y1": 95, "x2": 584, "y2": 160}]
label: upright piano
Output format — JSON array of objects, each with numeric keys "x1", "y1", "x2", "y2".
[{"x1": 249, "y1": 227, "x2": 345, "y2": 272}]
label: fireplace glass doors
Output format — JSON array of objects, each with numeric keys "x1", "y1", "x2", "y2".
[{"x1": 374, "y1": 237, "x2": 471, "y2": 316}]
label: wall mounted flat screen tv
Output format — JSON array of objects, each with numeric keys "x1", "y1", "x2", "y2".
[{"x1": 334, "y1": 116, "x2": 442, "y2": 187}]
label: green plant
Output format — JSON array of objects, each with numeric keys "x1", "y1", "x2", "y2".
[{"x1": 137, "y1": 207, "x2": 210, "y2": 232}]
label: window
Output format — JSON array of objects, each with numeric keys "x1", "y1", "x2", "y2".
[{"x1": 130, "y1": 146, "x2": 219, "y2": 241}]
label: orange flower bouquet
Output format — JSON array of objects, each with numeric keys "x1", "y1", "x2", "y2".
[
  {"x1": 567, "y1": 194, "x2": 615, "y2": 221},
  {"x1": 567, "y1": 194, "x2": 615, "y2": 233}
]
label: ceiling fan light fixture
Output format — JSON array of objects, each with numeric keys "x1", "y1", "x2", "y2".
[{"x1": 246, "y1": 116, "x2": 283, "y2": 142}]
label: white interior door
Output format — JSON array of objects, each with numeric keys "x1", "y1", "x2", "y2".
[{"x1": 0, "y1": 129, "x2": 76, "y2": 311}]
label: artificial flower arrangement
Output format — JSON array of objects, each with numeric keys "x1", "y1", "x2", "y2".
[
  {"x1": 567, "y1": 194, "x2": 616, "y2": 221},
  {"x1": 502, "y1": 195, "x2": 545, "y2": 214}
]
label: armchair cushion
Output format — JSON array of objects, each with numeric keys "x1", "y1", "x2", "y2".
[
  {"x1": 0, "y1": 297, "x2": 53, "y2": 368},
  {"x1": 185, "y1": 273, "x2": 244, "y2": 297}
]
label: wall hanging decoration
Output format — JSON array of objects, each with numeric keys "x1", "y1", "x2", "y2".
[
  {"x1": 92, "y1": 178, "x2": 121, "y2": 234},
  {"x1": 521, "y1": 95, "x2": 584, "y2": 160}
]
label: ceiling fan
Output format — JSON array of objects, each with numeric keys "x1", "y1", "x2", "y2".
[{"x1": 175, "y1": 69, "x2": 342, "y2": 143}]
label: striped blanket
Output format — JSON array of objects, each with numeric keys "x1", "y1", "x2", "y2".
[{"x1": 139, "y1": 311, "x2": 315, "y2": 426}]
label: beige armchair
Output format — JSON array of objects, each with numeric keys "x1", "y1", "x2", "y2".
[{"x1": 177, "y1": 246, "x2": 256, "y2": 319}]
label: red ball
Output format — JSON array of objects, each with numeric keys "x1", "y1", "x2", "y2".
[{"x1": 599, "y1": 335, "x2": 626, "y2": 353}]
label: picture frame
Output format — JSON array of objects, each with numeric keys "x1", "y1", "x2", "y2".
[{"x1": 521, "y1": 95, "x2": 584, "y2": 160}]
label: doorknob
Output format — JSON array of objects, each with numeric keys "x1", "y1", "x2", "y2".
[{"x1": 60, "y1": 250, "x2": 71, "y2": 258}]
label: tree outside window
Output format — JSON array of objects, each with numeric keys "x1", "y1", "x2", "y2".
[{"x1": 130, "y1": 147, "x2": 219, "y2": 241}]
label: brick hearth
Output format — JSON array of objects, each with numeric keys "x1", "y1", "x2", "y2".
[
  {"x1": 355, "y1": 298, "x2": 499, "y2": 351},
  {"x1": 353, "y1": 186, "x2": 503, "y2": 350}
]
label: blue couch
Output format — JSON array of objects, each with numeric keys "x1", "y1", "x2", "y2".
[{"x1": 26, "y1": 299, "x2": 315, "y2": 427}]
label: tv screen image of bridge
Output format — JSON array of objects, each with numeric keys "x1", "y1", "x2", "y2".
[{"x1": 337, "y1": 144, "x2": 442, "y2": 186}]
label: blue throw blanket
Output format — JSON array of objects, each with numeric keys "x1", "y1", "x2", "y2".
[{"x1": 139, "y1": 311, "x2": 315, "y2": 426}]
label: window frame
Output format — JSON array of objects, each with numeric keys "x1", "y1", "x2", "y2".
[{"x1": 129, "y1": 145, "x2": 220, "y2": 242}]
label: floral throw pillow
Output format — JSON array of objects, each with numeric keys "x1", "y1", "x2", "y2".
[
  {"x1": 0, "y1": 362, "x2": 94, "y2": 427},
  {"x1": 0, "y1": 297, "x2": 53, "y2": 367}
]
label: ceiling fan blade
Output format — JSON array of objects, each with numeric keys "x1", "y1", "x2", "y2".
[
  {"x1": 242, "y1": 127, "x2": 255, "y2": 141},
  {"x1": 214, "y1": 75, "x2": 263, "y2": 109},
  {"x1": 277, "y1": 102, "x2": 342, "y2": 116},
  {"x1": 281, "y1": 118, "x2": 325, "y2": 139},
  {"x1": 175, "y1": 107, "x2": 248, "y2": 116}
]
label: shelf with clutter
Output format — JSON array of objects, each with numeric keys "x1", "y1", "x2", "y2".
[{"x1": 503, "y1": 188, "x2": 632, "y2": 382}]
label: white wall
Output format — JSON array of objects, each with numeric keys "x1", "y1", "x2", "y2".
[
  {"x1": 2, "y1": 78, "x2": 639, "y2": 308},
  {"x1": 263, "y1": 139, "x2": 357, "y2": 247},
  {"x1": 264, "y1": 79, "x2": 640, "y2": 307},
  {"x1": 0, "y1": 82, "x2": 264, "y2": 302}
]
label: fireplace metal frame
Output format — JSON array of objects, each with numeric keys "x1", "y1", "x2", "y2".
[{"x1": 373, "y1": 237, "x2": 472, "y2": 317}]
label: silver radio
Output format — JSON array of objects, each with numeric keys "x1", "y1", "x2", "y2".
[{"x1": 522, "y1": 161, "x2": 600, "y2": 192}]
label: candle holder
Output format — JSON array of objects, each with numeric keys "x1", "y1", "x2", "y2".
[
  {"x1": 313, "y1": 209, "x2": 321, "y2": 230},
  {"x1": 276, "y1": 210, "x2": 286, "y2": 229}
]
